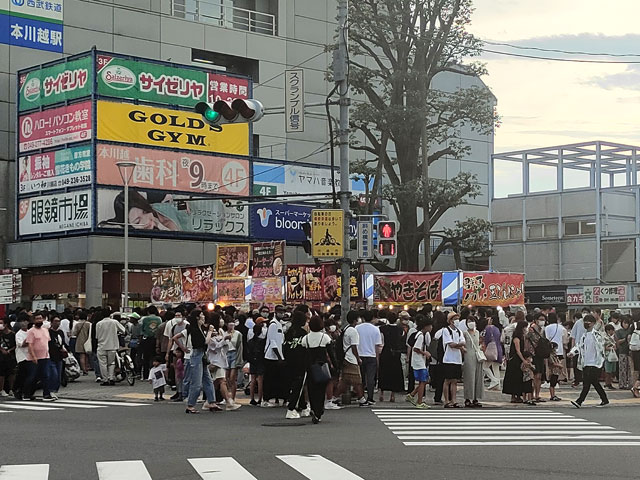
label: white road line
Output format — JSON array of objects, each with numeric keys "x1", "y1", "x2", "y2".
[
  {"x1": 277, "y1": 455, "x2": 364, "y2": 480},
  {"x1": 40, "y1": 402, "x2": 106, "y2": 409},
  {"x1": 403, "y1": 441, "x2": 640, "y2": 446},
  {"x1": 397, "y1": 435, "x2": 640, "y2": 440},
  {"x1": 392, "y1": 430, "x2": 628, "y2": 435},
  {"x1": 0, "y1": 464, "x2": 49, "y2": 480},
  {"x1": 372, "y1": 409, "x2": 557, "y2": 413},
  {"x1": 0, "y1": 410, "x2": 11, "y2": 414},
  {"x1": 382, "y1": 422, "x2": 597, "y2": 426},
  {"x1": 390, "y1": 425, "x2": 617, "y2": 431},
  {"x1": 54, "y1": 399, "x2": 148, "y2": 407},
  {"x1": 0, "y1": 403, "x2": 62, "y2": 411},
  {"x1": 96, "y1": 461, "x2": 152, "y2": 480},
  {"x1": 188, "y1": 457, "x2": 258, "y2": 479}
]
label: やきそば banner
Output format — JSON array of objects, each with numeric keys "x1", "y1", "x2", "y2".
[
  {"x1": 96, "y1": 101, "x2": 249, "y2": 156},
  {"x1": 18, "y1": 189, "x2": 91, "y2": 236},
  {"x1": 96, "y1": 54, "x2": 249, "y2": 107},
  {"x1": 96, "y1": 144, "x2": 249, "y2": 196},
  {"x1": 96, "y1": 189, "x2": 248, "y2": 237},
  {"x1": 461, "y1": 272, "x2": 525, "y2": 307},
  {"x1": 373, "y1": 273, "x2": 442, "y2": 306},
  {"x1": 216, "y1": 244, "x2": 251, "y2": 279},
  {"x1": 19, "y1": 145, "x2": 91, "y2": 194},
  {"x1": 251, "y1": 241, "x2": 285, "y2": 278},
  {"x1": 19, "y1": 56, "x2": 91, "y2": 111},
  {"x1": 19, "y1": 100, "x2": 92, "y2": 153}
]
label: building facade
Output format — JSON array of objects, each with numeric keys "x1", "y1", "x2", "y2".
[{"x1": 1, "y1": 0, "x2": 494, "y2": 308}]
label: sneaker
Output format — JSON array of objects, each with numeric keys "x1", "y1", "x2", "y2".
[
  {"x1": 359, "y1": 400, "x2": 372, "y2": 407},
  {"x1": 300, "y1": 407, "x2": 311, "y2": 417},
  {"x1": 50, "y1": 393, "x2": 59, "y2": 400},
  {"x1": 95, "y1": 377, "x2": 103, "y2": 383},
  {"x1": 324, "y1": 401, "x2": 342, "y2": 410},
  {"x1": 541, "y1": 382, "x2": 550, "y2": 389},
  {"x1": 226, "y1": 402, "x2": 241, "y2": 411},
  {"x1": 0, "y1": 391, "x2": 9, "y2": 397},
  {"x1": 261, "y1": 401, "x2": 276, "y2": 408},
  {"x1": 286, "y1": 409, "x2": 301, "y2": 419},
  {"x1": 311, "y1": 411, "x2": 320, "y2": 424},
  {"x1": 415, "y1": 402, "x2": 431, "y2": 409},
  {"x1": 42, "y1": 396, "x2": 56, "y2": 402},
  {"x1": 170, "y1": 393, "x2": 180, "y2": 401},
  {"x1": 366, "y1": 399, "x2": 376, "y2": 406},
  {"x1": 596, "y1": 400, "x2": 610, "y2": 408},
  {"x1": 405, "y1": 394, "x2": 417, "y2": 406},
  {"x1": 250, "y1": 399, "x2": 260, "y2": 406},
  {"x1": 570, "y1": 400, "x2": 581, "y2": 409}
]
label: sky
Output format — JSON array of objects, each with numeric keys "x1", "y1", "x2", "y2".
[{"x1": 466, "y1": 0, "x2": 640, "y2": 196}]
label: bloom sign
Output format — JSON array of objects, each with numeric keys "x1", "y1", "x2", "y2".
[
  {"x1": 461, "y1": 272, "x2": 525, "y2": 307},
  {"x1": 19, "y1": 100, "x2": 92, "y2": 152}
]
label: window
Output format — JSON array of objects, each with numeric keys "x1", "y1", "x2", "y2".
[
  {"x1": 545, "y1": 223, "x2": 558, "y2": 237},
  {"x1": 527, "y1": 222, "x2": 558, "y2": 239},
  {"x1": 509, "y1": 225, "x2": 522, "y2": 240},
  {"x1": 564, "y1": 220, "x2": 596, "y2": 236},
  {"x1": 192, "y1": 49, "x2": 260, "y2": 82},
  {"x1": 564, "y1": 221, "x2": 579, "y2": 236},
  {"x1": 494, "y1": 225, "x2": 522, "y2": 241},
  {"x1": 581, "y1": 221, "x2": 596, "y2": 234},
  {"x1": 528, "y1": 224, "x2": 543, "y2": 239},
  {"x1": 494, "y1": 226, "x2": 508, "y2": 241}
]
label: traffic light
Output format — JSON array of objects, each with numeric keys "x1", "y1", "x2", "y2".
[
  {"x1": 377, "y1": 220, "x2": 397, "y2": 259},
  {"x1": 195, "y1": 99, "x2": 264, "y2": 128}
]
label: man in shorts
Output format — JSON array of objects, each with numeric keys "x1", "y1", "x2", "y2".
[
  {"x1": 335, "y1": 310, "x2": 368, "y2": 406},
  {"x1": 442, "y1": 312, "x2": 465, "y2": 408}
]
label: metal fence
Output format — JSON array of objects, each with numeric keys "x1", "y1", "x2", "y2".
[{"x1": 172, "y1": 0, "x2": 276, "y2": 36}]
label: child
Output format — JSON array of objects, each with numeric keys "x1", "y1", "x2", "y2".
[
  {"x1": 173, "y1": 349, "x2": 185, "y2": 402},
  {"x1": 407, "y1": 316, "x2": 433, "y2": 409},
  {"x1": 548, "y1": 343, "x2": 563, "y2": 401},
  {"x1": 148, "y1": 356, "x2": 167, "y2": 402},
  {"x1": 521, "y1": 351, "x2": 535, "y2": 405},
  {"x1": 603, "y1": 324, "x2": 618, "y2": 390}
]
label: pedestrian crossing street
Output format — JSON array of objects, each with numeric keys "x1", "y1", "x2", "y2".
[
  {"x1": 0, "y1": 399, "x2": 148, "y2": 413},
  {"x1": 373, "y1": 409, "x2": 640, "y2": 446},
  {"x1": 0, "y1": 455, "x2": 364, "y2": 480}
]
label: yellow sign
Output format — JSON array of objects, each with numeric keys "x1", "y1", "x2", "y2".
[
  {"x1": 311, "y1": 209, "x2": 344, "y2": 258},
  {"x1": 96, "y1": 101, "x2": 249, "y2": 156}
]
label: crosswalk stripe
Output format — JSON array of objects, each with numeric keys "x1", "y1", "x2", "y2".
[
  {"x1": 0, "y1": 410, "x2": 11, "y2": 414},
  {"x1": 398, "y1": 434, "x2": 640, "y2": 440},
  {"x1": 277, "y1": 455, "x2": 364, "y2": 480},
  {"x1": 0, "y1": 464, "x2": 49, "y2": 479},
  {"x1": 382, "y1": 422, "x2": 598, "y2": 426},
  {"x1": 188, "y1": 457, "x2": 258, "y2": 479},
  {"x1": 393, "y1": 430, "x2": 627, "y2": 435},
  {"x1": 391, "y1": 425, "x2": 617, "y2": 431},
  {"x1": 31, "y1": 402, "x2": 106, "y2": 409},
  {"x1": 404, "y1": 441, "x2": 640, "y2": 446},
  {"x1": 373, "y1": 409, "x2": 558, "y2": 413},
  {"x1": 55, "y1": 399, "x2": 148, "y2": 407},
  {"x1": 0, "y1": 403, "x2": 62, "y2": 411},
  {"x1": 96, "y1": 461, "x2": 152, "y2": 480}
]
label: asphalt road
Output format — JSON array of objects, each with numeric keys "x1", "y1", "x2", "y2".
[{"x1": 2, "y1": 400, "x2": 640, "y2": 480}]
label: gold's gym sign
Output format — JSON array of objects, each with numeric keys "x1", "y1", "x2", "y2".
[{"x1": 96, "y1": 101, "x2": 249, "y2": 156}]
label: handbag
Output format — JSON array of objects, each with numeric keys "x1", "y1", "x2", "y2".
[
  {"x1": 475, "y1": 349, "x2": 487, "y2": 362},
  {"x1": 308, "y1": 334, "x2": 331, "y2": 384},
  {"x1": 607, "y1": 349, "x2": 618, "y2": 363},
  {"x1": 128, "y1": 338, "x2": 139, "y2": 349},
  {"x1": 485, "y1": 342, "x2": 498, "y2": 362},
  {"x1": 83, "y1": 323, "x2": 93, "y2": 354}
]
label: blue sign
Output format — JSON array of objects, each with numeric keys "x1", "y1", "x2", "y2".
[
  {"x1": 252, "y1": 203, "x2": 357, "y2": 244},
  {"x1": 0, "y1": 13, "x2": 63, "y2": 53}
]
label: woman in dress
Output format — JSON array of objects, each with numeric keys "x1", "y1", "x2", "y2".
[
  {"x1": 224, "y1": 315, "x2": 244, "y2": 402},
  {"x1": 302, "y1": 315, "x2": 333, "y2": 424},
  {"x1": 71, "y1": 311, "x2": 90, "y2": 375},
  {"x1": 462, "y1": 316, "x2": 484, "y2": 407},
  {"x1": 502, "y1": 320, "x2": 529, "y2": 403},
  {"x1": 378, "y1": 312, "x2": 405, "y2": 402},
  {"x1": 482, "y1": 316, "x2": 503, "y2": 390},
  {"x1": 616, "y1": 317, "x2": 633, "y2": 391}
]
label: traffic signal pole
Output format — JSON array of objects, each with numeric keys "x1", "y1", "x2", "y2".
[{"x1": 336, "y1": 0, "x2": 351, "y2": 323}]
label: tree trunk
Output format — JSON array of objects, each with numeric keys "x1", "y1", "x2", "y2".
[{"x1": 397, "y1": 198, "x2": 420, "y2": 271}]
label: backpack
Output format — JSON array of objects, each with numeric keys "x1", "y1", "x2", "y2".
[
  {"x1": 629, "y1": 323, "x2": 640, "y2": 352},
  {"x1": 535, "y1": 334, "x2": 553, "y2": 359},
  {"x1": 247, "y1": 336, "x2": 266, "y2": 363},
  {"x1": 407, "y1": 330, "x2": 419, "y2": 348},
  {"x1": 435, "y1": 328, "x2": 449, "y2": 363},
  {"x1": 334, "y1": 325, "x2": 353, "y2": 367}
]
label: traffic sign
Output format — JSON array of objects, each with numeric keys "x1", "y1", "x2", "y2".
[
  {"x1": 357, "y1": 221, "x2": 373, "y2": 259},
  {"x1": 311, "y1": 209, "x2": 344, "y2": 258}
]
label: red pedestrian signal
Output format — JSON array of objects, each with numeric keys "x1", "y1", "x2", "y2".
[{"x1": 377, "y1": 221, "x2": 397, "y2": 259}]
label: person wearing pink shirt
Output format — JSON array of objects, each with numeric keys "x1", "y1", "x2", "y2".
[{"x1": 23, "y1": 313, "x2": 55, "y2": 401}]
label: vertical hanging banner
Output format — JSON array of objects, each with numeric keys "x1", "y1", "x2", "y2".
[
  {"x1": 251, "y1": 241, "x2": 285, "y2": 278},
  {"x1": 181, "y1": 266, "x2": 214, "y2": 303},
  {"x1": 286, "y1": 266, "x2": 304, "y2": 302},
  {"x1": 217, "y1": 279, "x2": 246, "y2": 304},
  {"x1": 285, "y1": 69, "x2": 304, "y2": 133},
  {"x1": 373, "y1": 273, "x2": 443, "y2": 306},
  {"x1": 461, "y1": 272, "x2": 525, "y2": 307},
  {"x1": 151, "y1": 268, "x2": 183, "y2": 304},
  {"x1": 215, "y1": 244, "x2": 250, "y2": 279},
  {"x1": 251, "y1": 277, "x2": 283, "y2": 304},
  {"x1": 303, "y1": 265, "x2": 323, "y2": 302},
  {"x1": 322, "y1": 264, "x2": 364, "y2": 302},
  {"x1": 311, "y1": 209, "x2": 344, "y2": 258}
]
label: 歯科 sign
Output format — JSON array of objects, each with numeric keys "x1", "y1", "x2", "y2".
[
  {"x1": 19, "y1": 100, "x2": 92, "y2": 153},
  {"x1": 311, "y1": 209, "x2": 344, "y2": 258},
  {"x1": 374, "y1": 273, "x2": 442, "y2": 306},
  {"x1": 96, "y1": 101, "x2": 249, "y2": 156},
  {"x1": 96, "y1": 144, "x2": 249, "y2": 196},
  {"x1": 461, "y1": 272, "x2": 525, "y2": 307},
  {"x1": 19, "y1": 145, "x2": 91, "y2": 194},
  {"x1": 18, "y1": 189, "x2": 91, "y2": 236}
]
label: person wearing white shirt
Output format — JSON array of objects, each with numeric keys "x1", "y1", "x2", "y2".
[
  {"x1": 262, "y1": 318, "x2": 286, "y2": 406},
  {"x1": 407, "y1": 317, "x2": 433, "y2": 408},
  {"x1": 335, "y1": 311, "x2": 367, "y2": 406},
  {"x1": 545, "y1": 313, "x2": 567, "y2": 357},
  {"x1": 441, "y1": 312, "x2": 465, "y2": 408},
  {"x1": 355, "y1": 310, "x2": 382, "y2": 405},
  {"x1": 95, "y1": 316, "x2": 125, "y2": 385},
  {"x1": 571, "y1": 314, "x2": 608, "y2": 408}
]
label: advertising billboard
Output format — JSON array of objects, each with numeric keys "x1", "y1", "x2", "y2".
[
  {"x1": 18, "y1": 100, "x2": 92, "y2": 152},
  {"x1": 18, "y1": 189, "x2": 91, "y2": 236},
  {"x1": 96, "y1": 144, "x2": 249, "y2": 196},
  {"x1": 96, "y1": 189, "x2": 248, "y2": 237},
  {"x1": 18, "y1": 55, "x2": 91, "y2": 111},
  {"x1": 0, "y1": 12, "x2": 63, "y2": 53},
  {"x1": 96, "y1": 54, "x2": 249, "y2": 107},
  {"x1": 96, "y1": 101, "x2": 249, "y2": 156},
  {"x1": 215, "y1": 244, "x2": 251, "y2": 279},
  {"x1": 19, "y1": 145, "x2": 91, "y2": 194},
  {"x1": 461, "y1": 272, "x2": 525, "y2": 307},
  {"x1": 251, "y1": 241, "x2": 285, "y2": 278},
  {"x1": 374, "y1": 273, "x2": 443, "y2": 306}
]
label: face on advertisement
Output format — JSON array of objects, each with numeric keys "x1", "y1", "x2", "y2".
[{"x1": 109, "y1": 190, "x2": 180, "y2": 231}]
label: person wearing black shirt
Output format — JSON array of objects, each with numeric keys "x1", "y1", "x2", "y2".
[
  {"x1": 0, "y1": 318, "x2": 16, "y2": 397},
  {"x1": 48, "y1": 315, "x2": 68, "y2": 399}
]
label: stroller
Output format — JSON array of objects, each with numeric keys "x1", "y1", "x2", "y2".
[{"x1": 61, "y1": 353, "x2": 82, "y2": 387}]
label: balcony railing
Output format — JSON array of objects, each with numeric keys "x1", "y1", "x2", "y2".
[{"x1": 172, "y1": 0, "x2": 276, "y2": 36}]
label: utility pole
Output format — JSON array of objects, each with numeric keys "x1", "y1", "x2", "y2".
[{"x1": 336, "y1": 0, "x2": 351, "y2": 322}]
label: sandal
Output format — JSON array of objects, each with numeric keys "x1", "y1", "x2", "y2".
[
  {"x1": 451, "y1": 403, "x2": 462, "y2": 408},
  {"x1": 632, "y1": 387, "x2": 640, "y2": 398},
  {"x1": 535, "y1": 397, "x2": 546, "y2": 403},
  {"x1": 444, "y1": 403, "x2": 454, "y2": 408},
  {"x1": 524, "y1": 400, "x2": 537, "y2": 406},
  {"x1": 185, "y1": 408, "x2": 200, "y2": 414},
  {"x1": 550, "y1": 396, "x2": 562, "y2": 401},
  {"x1": 472, "y1": 401, "x2": 483, "y2": 408},
  {"x1": 464, "y1": 400, "x2": 473, "y2": 408}
]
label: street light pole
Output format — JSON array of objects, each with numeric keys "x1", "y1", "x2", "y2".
[{"x1": 116, "y1": 162, "x2": 137, "y2": 312}]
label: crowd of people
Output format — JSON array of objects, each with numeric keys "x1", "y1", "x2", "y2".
[{"x1": 0, "y1": 302, "x2": 637, "y2": 419}]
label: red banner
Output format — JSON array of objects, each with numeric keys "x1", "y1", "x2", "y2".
[
  {"x1": 462, "y1": 272, "x2": 525, "y2": 306},
  {"x1": 373, "y1": 273, "x2": 442, "y2": 306},
  {"x1": 217, "y1": 280, "x2": 246, "y2": 303},
  {"x1": 181, "y1": 266, "x2": 214, "y2": 303}
]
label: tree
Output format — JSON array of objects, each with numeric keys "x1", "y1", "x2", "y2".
[{"x1": 348, "y1": 0, "x2": 497, "y2": 271}]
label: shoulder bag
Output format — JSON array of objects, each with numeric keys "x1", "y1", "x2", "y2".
[{"x1": 309, "y1": 334, "x2": 331, "y2": 384}]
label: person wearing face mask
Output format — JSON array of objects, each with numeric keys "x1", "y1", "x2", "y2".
[
  {"x1": 165, "y1": 310, "x2": 188, "y2": 400},
  {"x1": 570, "y1": 314, "x2": 609, "y2": 408},
  {"x1": 95, "y1": 311, "x2": 126, "y2": 386},
  {"x1": 0, "y1": 318, "x2": 16, "y2": 397},
  {"x1": 224, "y1": 315, "x2": 243, "y2": 403},
  {"x1": 23, "y1": 312, "x2": 54, "y2": 401},
  {"x1": 378, "y1": 311, "x2": 404, "y2": 403},
  {"x1": 13, "y1": 316, "x2": 31, "y2": 400},
  {"x1": 184, "y1": 309, "x2": 219, "y2": 414},
  {"x1": 47, "y1": 315, "x2": 68, "y2": 399},
  {"x1": 462, "y1": 316, "x2": 484, "y2": 408},
  {"x1": 525, "y1": 313, "x2": 547, "y2": 403}
]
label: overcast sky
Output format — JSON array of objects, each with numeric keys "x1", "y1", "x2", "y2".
[{"x1": 467, "y1": 1, "x2": 640, "y2": 196}]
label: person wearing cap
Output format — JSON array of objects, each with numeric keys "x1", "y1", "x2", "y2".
[{"x1": 442, "y1": 312, "x2": 465, "y2": 408}]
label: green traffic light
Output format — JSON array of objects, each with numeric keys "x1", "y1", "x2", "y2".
[{"x1": 204, "y1": 109, "x2": 220, "y2": 123}]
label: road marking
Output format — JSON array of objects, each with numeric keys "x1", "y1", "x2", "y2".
[
  {"x1": 398, "y1": 435, "x2": 640, "y2": 440},
  {"x1": 0, "y1": 464, "x2": 49, "y2": 480},
  {"x1": 53, "y1": 399, "x2": 148, "y2": 407},
  {"x1": 96, "y1": 461, "x2": 152, "y2": 480},
  {"x1": 0, "y1": 403, "x2": 62, "y2": 411},
  {"x1": 382, "y1": 422, "x2": 599, "y2": 426},
  {"x1": 277, "y1": 455, "x2": 364, "y2": 480},
  {"x1": 39, "y1": 402, "x2": 106, "y2": 409},
  {"x1": 188, "y1": 457, "x2": 258, "y2": 479},
  {"x1": 404, "y1": 441, "x2": 640, "y2": 446},
  {"x1": 393, "y1": 430, "x2": 627, "y2": 435}
]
